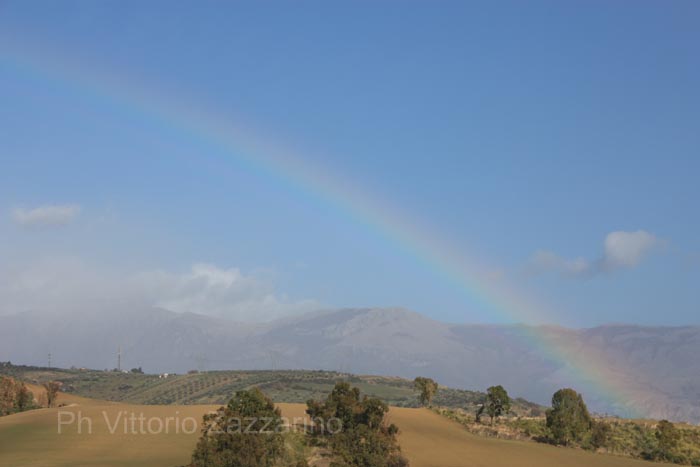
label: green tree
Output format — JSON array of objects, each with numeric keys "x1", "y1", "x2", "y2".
[
  {"x1": 485, "y1": 385, "x2": 511, "y2": 425},
  {"x1": 359, "y1": 397, "x2": 389, "y2": 430},
  {"x1": 190, "y1": 388, "x2": 284, "y2": 467},
  {"x1": 413, "y1": 377, "x2": 438, "y2": 407},
  {"x1": 307, "y1": 382, "x2": 408, "y2": 467},
  {"x1": 546, "y1": 388, "x2": 592, "y2": 446}
]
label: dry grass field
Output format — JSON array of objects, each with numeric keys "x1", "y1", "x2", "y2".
[
  {"x1": 0, "y1": 394, "x2": 676, "y2": 467},
  {"x1": 386, "y1": 408, "x2": 676, "y2": 467},
  {"x1": 0, "y1": 401, "x2": 218, "y2": 466}
]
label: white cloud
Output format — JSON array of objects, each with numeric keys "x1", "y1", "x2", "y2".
[
  {"x1": 12, "y1": 204, "x2": 81, "y2": 227},
  {"x1": 529, "y1": 230, "x2": 663, "y2": 278},
  {"x1": 0, "y1": 260, "x2": 319, "y2": 322},
  {"x1": 133, "y1": 264, "x2": 319, "y2": 322},
  {"x1": 602, "y1": 230, "x2": 660, "y2": 270}
]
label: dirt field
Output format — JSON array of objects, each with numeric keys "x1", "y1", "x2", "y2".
[
  {"x1": 0, "y1": 401, "x2": 218, "y2": 467},
  {"x1": 386, "y1": 407, "x2": 675, "y2": 467},
  {"x1": 0, "y1": 399, "x2": 675, "y2": 467}
]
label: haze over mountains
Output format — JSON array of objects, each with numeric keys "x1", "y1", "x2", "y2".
[{"x1": 1, "y1": 307, "x2": 699, "y2": 423}]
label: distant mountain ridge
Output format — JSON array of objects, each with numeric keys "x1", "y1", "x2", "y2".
[{"x1": 1, "y1": 307, "x2": 699, "y2": 423}]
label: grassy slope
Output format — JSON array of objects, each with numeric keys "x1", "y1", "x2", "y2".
[{"x1": 0, "y1": 398, "x2": 677, "y2": 467}]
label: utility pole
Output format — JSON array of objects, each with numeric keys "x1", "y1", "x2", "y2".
[
  {"x1": 117, "y1": 346, "x2": 121, "y2": 372},
  {"x1": 48, "y1": 352, "x2": 51, "y2": 369}
]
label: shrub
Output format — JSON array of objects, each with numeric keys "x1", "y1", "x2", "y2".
[
  {"x1": 307, "y1": 382, "x2": 408, "y2": 467},
  {"x1": 589, "y1": 420, "x2": 611, "y2": 450},
  {"x1": 189, "y1": 388, "x2": 284, "y2": 467}
]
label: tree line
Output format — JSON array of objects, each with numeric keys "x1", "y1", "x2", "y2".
[
  {"x1": 0, "y1": 377, "x2": 62, "y2": 416},
  {"x1": 413, "y1": 376, "x2": 690, "y2": 464},
  {"x1": 0, "y1": 376, "x2": 34, "y2": 416}
]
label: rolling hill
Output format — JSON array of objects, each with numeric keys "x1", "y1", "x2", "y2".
[
  {"x1": 0, "y1": 395, "x2": 678, "y2": 467},
  {"x1": 1, "y1": 307, "x2": 699, "y2": 422},
  {"x1": 0, "y1": 365, "x2": 544, "y2": 416}
]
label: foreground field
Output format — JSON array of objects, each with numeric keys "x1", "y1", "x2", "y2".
[{"x1": 0, "y1": 394, "x2": 677, "y2": 467}]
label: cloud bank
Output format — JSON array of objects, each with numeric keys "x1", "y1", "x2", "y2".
[
  {"x1": 0, "y1": 260, "x2": 319, "y2": 322},
  {"x1": 529, "y1": 230, "x2": 663, "y2": 278},
  {"x1": 12, "y1": 204, "x2": 81, "y2": 227},
  {"x1": 133, "y1": 264, "x2": 319, "y2": 321}
]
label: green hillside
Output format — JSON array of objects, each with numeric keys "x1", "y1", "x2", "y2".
[{"x1": 0, "y1": 362, "x2": 541, "y2": 414}]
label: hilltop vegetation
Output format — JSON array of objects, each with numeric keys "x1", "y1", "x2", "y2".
[
  {"x1": 436, "y1": 406, "x2": 700, "y2": 465},
  {"x1": 0, "y1": 362, "x2": 542, "y2": 414}
]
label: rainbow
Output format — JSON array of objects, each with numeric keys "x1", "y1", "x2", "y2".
[{"x1": 1, "y1": 38, "x2": 642, "y2": 417}]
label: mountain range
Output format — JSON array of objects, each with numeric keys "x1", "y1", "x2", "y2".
[{"x1": 1, "y1": 307, "x2": 698, "y2": 423}]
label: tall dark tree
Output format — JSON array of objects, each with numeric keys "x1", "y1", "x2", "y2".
[
  {"x1": 485, "y1": 385, "x2": 511, "y2": 425},
  {"x1": 546, "y1": 388, "x2": 592, "y2": 446},
  {"x1": 413, "y1": 377, "x2": 438, "y2": 407}
]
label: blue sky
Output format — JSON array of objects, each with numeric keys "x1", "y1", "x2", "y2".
[{"x1": 0, "y1": 1, "x2": 698, "y2": 326}]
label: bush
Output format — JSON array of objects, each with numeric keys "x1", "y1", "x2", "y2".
[
  {"x1": 651, "y1": 420, "x2": 682, "y2": 462},
  {"x1": 589, "y1": 420, "x2": 611, "y2": 450},
  {"x1": 189, "y1": 388, "x2": 284, "y2": 467},
  {"x1": 330, "y1": 425, "x2": 408, "y2": 467},
  {"x1": 307, "y1": 382, "x2": 408, "y2": 467}
]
